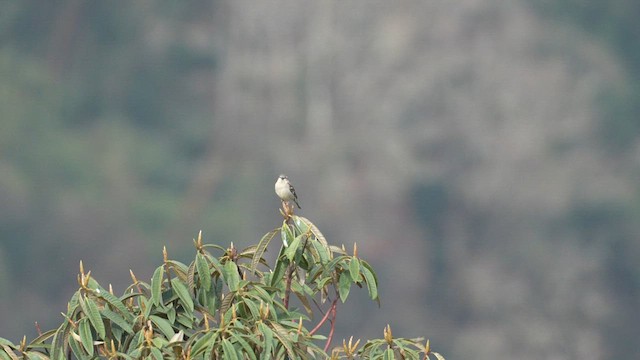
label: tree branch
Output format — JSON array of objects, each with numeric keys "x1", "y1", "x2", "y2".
[
  {"x1": 309, "y1": 298, "x2": 337, "y2": 336},
  {"x1": 323, "y1": 303, "x2": 338, "y2": 352}
]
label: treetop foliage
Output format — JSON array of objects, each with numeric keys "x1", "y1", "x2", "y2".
[{"x1": 0, "y1": 208, "x2": 444, "y2": 360}]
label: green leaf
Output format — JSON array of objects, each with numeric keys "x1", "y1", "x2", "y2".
[
  {"x1": 360, "y1": 260, "x2": 380, "y2": 302},
  {"x1": 229, "y1": 333, "x2": 257, "y2": 360},
  {"x1": 267, "y1": 322, "x2": 296, "y2": 360},
  {"x1": 251, "y1": 229, "x2": 278, "y2": 273},
  {"x1": 171, "y1": 278, "x2": 194, "y2": 314},
  {"x1": 241, "y1": 298, "x2": 261, "y2": 319},
  {"x1": 27, "y1": 329, "x2": 57, "y2": 347},
  {"x1": 220, "y1": 291, "x2": 236, "y2": 316},
  {"x1": 22, "y1": 351, "x2": 50, "y2": 360},
  {"x1": 291, "y1": 282, "x2": 312, "y2": 315},
  {"x1": 81, "y1": 295, "x2": 106, "y2": 339},
  {"x1": 222, "y1": 261, "x2": 240, "y2": 292},
  {"x1": 50, "y1": 322, "x2": 69, "y2": 360},
  {"x1": 202, "y1": 243, "x2": 227, "y2": 252},
  {"x1": 187, "y1": 262, "x2": 196, "y2": 294},
  {"x1": 349, "y1": 257, "x2": 361, "y2": 282},
  {"x1": 338, "y1": 272, "x2": 352, "y2": 303},
  {"x1": 324, "y1": 255, "x2": 349, "y2": 273},
  {"x1": 78, "y1": 319, "x2": 94, "y2": 356},
  {"x1": 296, "y1": 216, "x2": 331, "y2": 257},
  {"x1": 166, "y1": 305, "x2": 176, "y2": 325},
  {"x1": 310, "y1": 240, "x2": 330, "y2": 265},
  {"x1": 149, "y1": 315, "x2": 175, "y2": 339},
  {"x1": 176, "y1": 312, "x2": 195, "y2": 329},
  {"x1": 190, "y1": 331, "x2": 217, "y2": 357},
  {"x1": 151, "y1": 266, "x2": 164, "y2": 307},
  {"x1": 383, "y1": 348, "x2": 395, "y2": 360},
  {"x1": 258, "y1": 322, "x2": 273, "y2": 359},
  {"x1": 196, "y1": 253, "x2": 211, "y2": 291},
  {"x1": 315, "y1": 276, "x2": 333, "y2": 290},
  {"x1": 141, "y1": 296, "x2": 153, "y2": 319},
  {"x1": 128, "y1": 331, "x2": 144, "y2": 353},
  {"x1": 284, "y1": 234, "x2": 303, "y2": 262},
  {"x1": 149, "y1": 347, "x2": 163, "y2": 360},
  {"x1": 281, "y1": 222, "x2": 295, "y2": 247},
  {"x1": 0, "y1": 345, "x2": 18, "y2": 360},
  {"x1": 67, "y1": 336, "x2": 87, "y2": 360},
  {"x1": 221, "y1": 338, "x2": 239, "y2": 360},
  {"x1": 166, "y1": 260, "x2": 189, "y2": 280},
  {"x1": 102, "y1": 308, "x2": 133, "y2": 334},
  {"x1": 270, "y1": 255, "x2": 288, "y2": 288},
  {"x1": 432, "y1": 352, "x2": 446, "y2": 360},
  {"x1": 96, "y1": 290, "x2": 133, "y2": 322}
]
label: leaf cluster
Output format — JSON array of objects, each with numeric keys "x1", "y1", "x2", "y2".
[{"x1": 0, "y1": 215, "x2": 443, "y2": 360}]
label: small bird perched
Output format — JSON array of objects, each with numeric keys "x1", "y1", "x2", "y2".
[{"x1": 275, "y1": 174, "x2": 301, "y2": 209}]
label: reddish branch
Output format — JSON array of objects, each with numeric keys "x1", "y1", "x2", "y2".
[
  {"x1": 323, "y1": 304, "x2": 338, "y2": 352},
  {"x1": 309, "y1": 298, "x2": 338, "y2": 335}
]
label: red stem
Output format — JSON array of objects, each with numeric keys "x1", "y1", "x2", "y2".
[
  {"x1": 309, "y1": 298, "x2": 337, "y2": 335},
  {"x1": 323, "y1": 304, "x2": 338, "y2": 352}
]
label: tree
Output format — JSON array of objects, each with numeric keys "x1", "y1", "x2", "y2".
[{"x1": 0, "y1": 205, "x2": 444, "y2": 359}]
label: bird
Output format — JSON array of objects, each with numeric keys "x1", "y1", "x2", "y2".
[{"x1": 275, "y1": 174, "x2": 301, "y2": 209}]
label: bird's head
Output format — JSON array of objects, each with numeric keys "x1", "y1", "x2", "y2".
[{"x1": 278, "y1": 174, "x2": 288, "y2": 180}]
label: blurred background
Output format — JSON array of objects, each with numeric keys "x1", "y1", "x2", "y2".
[{"x1": 1, "y1": 1, "x2": 639, "y2": 359}]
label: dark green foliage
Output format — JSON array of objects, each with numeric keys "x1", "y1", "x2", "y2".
[{"x1": 0, "y1": 215, "x2": 443, "y2": 359}]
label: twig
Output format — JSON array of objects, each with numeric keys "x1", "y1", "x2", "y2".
[
  {"x1": 309, "y1": 298, "x2": 337, "y2": 335},
  {"x1": 323, "y1": 304, "x2": 338, "y2": 352},
  {"x1": 34, "y1": 321, "x2": 42, "y2": 336}
]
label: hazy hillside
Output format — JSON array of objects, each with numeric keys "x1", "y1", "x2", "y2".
[{"x1": 1, "y1": 1, "x2": 638, "y2": 359}]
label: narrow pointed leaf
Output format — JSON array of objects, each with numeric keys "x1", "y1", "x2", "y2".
[
  {"x1": 67, "y1": 336, "x2": 86, "y2": 360},
  {"x1": 229, "y1": 332, "x2": 257, "y2": 360},
  {"x1": 149, "y1": 347, "x2": 163, "y2": 360},
  {"x1": 258, "y1": 322, "x2": 273, "y2": 359},
  {"x1": 0, "y1": 346, "x2": 18, "y2": 360},
  {"x1": 221, "y1": 338, "x2": 239, "y2": 360},
  {"x1": 267, "y1": 322, "x2": 296, "y2": 360},
  {"x1": 433, "y1": 352, "x2": 446, "y2": 360},
  {"x1": 190, "y1": 331, "x2": 217, "y2": 357},
  {"x1": 338, "y1": 272, "x2": 352, "y2": 302},
  {"x1": 291, "y1": 283, "x2": 312, "y2": 315},
  {"x1": 81, "y1": 296, "x2": 106, "y2": 339},
  {"x1": 310, "y1": 240, "x2": 330, "y2": 265},
  {"x1": 270, "y1": 247, "x2": 288, "y2": 288},
  {"x1": 220, "y1": 291, "x2": 236, "y2": 315},
  {"x1": 284, "y1": 234, "x2": 303, "y2": 262},
  {"x1": 78, "y1": 319, "x2": 94, "y2": 356},
  {"x1": 171, "y1": 278, "x2": 194, "y2": 314},
  {"x1": 281, "y1": 222, "x2": 295, "y2": 247},
  {"x1": 296, "y1": 216, "x2": 331, "y2": 257},
  {"x1": 196, "y1": 253, "x2": 211, "y2": 291},
  {"x1": 384, "y1": 348, "x2": 395, "y2": 360},
  {"x1": 187, "y1": 262, "x2": 196, "y2": 293},
  {"x1": 349, "y1": 257, "x2": 361, "y2": 282},
  {"x1": 149, "y1": 315, "x2": 174, "y2": 339},
  {"x1": 50, "y1": 322, "x2": 69, "y2": 360},
  {"x1": 151, "y1": 266, "x2": 164, "y2": 306},
  {"x1": 101, "y1": 308, "x2": 134, "y2": 334},
  {"x1": 251, "y1": 229, "x2": 278, "y2": 273},
  {"x1": 222, "y1": 261, "x2": 240, "y2": 292},
  {"x1": 360, "y1": 260, "x2": 380, "y2": 302},
  {"x1": 96, "y1": 290, "x2": 133, "y2": 322}
]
